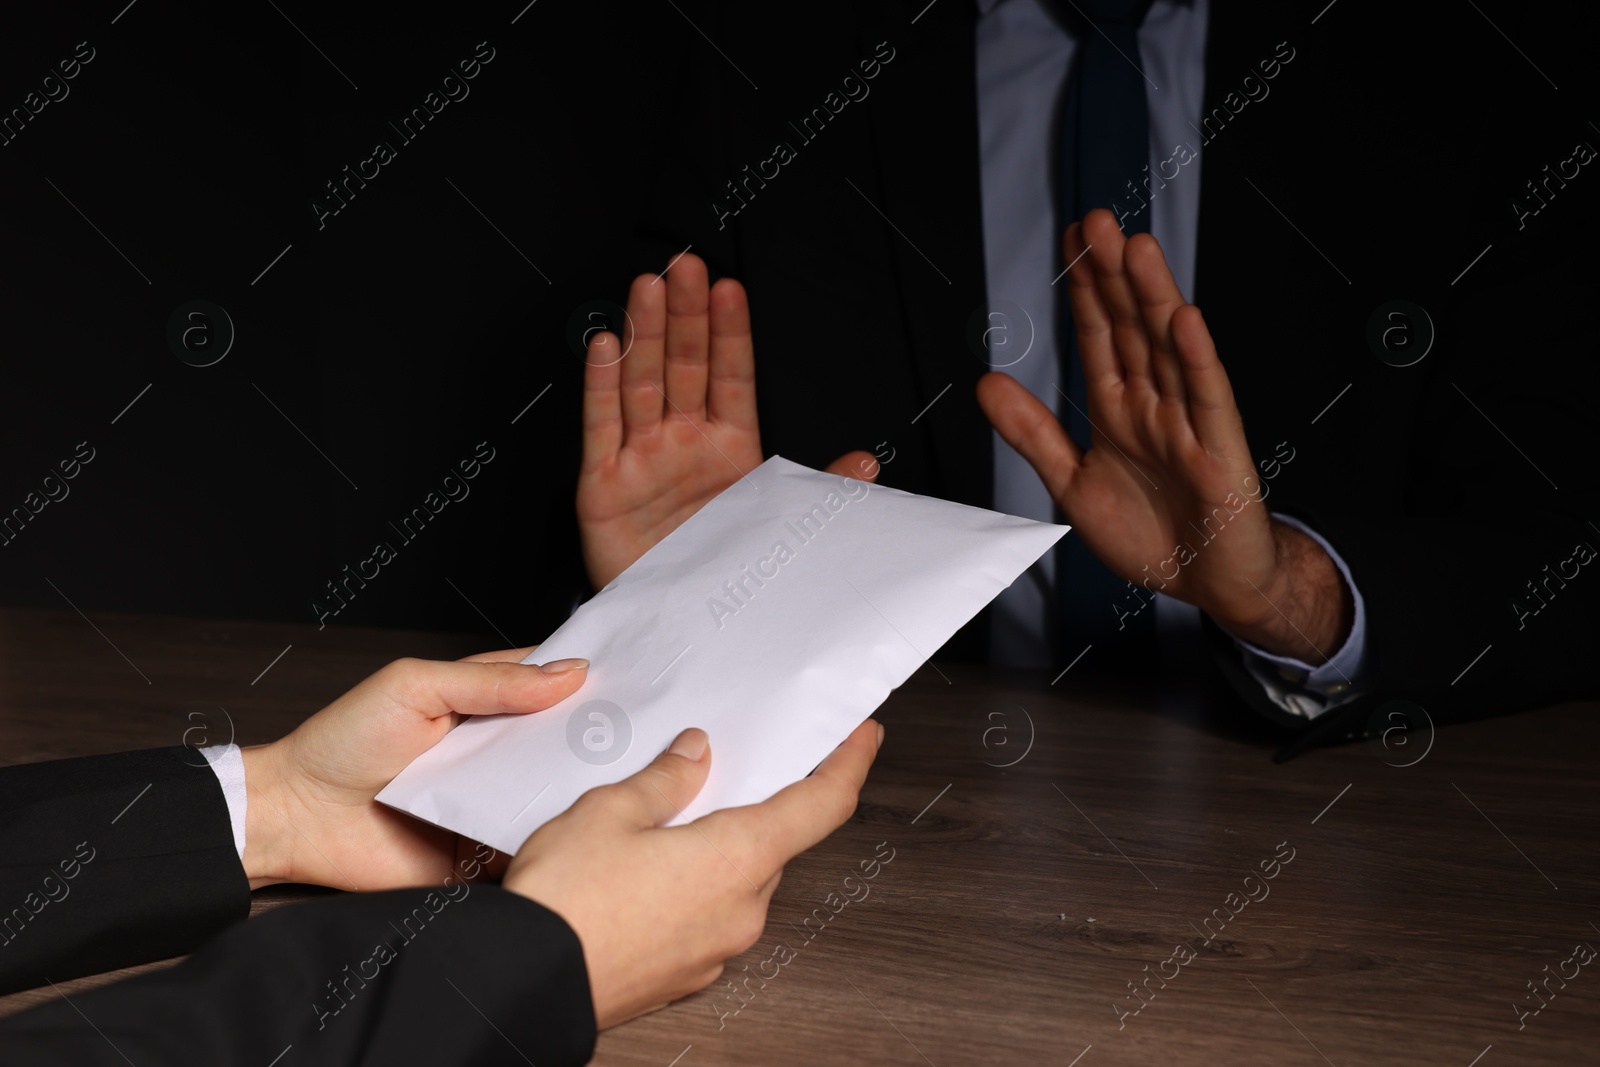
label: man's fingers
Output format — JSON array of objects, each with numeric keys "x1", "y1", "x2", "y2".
[
  {"x1": 976, "y1": 371, "x2": 1082, "y2": 501},
  {"x1": 706, "y1": 276, "x2": 758, "y2": 432},
  {"x1": 619, "y1": 272, "x2": 666, "y2": 437},
  {"x1": 383, "y1": 657, "x2": 589, "y2": 722},
  {"x1": 1171, "y1": 305, "x2": 1242, "y2": 451},
  {"x1": 663, "y1": 253, "x2": 712, "y2": 421},
  {"x1": 1062, "y1": 222, "x2": 1122, "y2": 395},
  {"x1": 609, "y1": 728, "x2": 713, "y2": 829},
  {"x1": 582, "y1": 330, "x2": 625, "y2": 466},
  {"x1": 1080, "y1": 210, "x2": 1153, "y2": 385},
  {"x1": 823, "y1": 450, "x2": 880, "y2": 483},
  {"x1": 1124, "y1": 233, "x2": 1188, "y2": 401}
]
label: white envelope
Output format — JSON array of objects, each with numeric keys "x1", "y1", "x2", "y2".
[{"x1": 378, "y1": 456, "x2": 1067, "y2": 854}]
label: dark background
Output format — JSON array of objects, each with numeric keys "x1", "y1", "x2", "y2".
[
  {"x1": 2, "y1": 0, "x2": 1596, "y2": 662},
  {"x1": 0, "y1": 1, "x2": 697, "y2": 646}
]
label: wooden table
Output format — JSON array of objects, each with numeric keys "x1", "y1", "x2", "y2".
[{"x1": 1, "y1": 607, "x2": 1595, "y2": 1065}]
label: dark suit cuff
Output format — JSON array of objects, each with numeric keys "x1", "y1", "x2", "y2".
[
  {"x1": 0, "y1": 746, "x2": 249, "y2": 993},
  {"x1": 0, "y1": 885, "x2": 597, "y2": 1066}
]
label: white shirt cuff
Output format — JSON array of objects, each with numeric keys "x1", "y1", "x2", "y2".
[{"x1": 200, "y1": 743, "x2": 248, "y2": 860}]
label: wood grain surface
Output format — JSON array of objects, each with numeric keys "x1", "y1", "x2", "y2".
[{"x1": 1, "y1": 607, "x2": 1595, "y2": 1065}]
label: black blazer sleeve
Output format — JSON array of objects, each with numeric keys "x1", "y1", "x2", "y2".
[
  {"x1": 0, "y1": 746, "x2": 249, "y2": 994},
  {"x1": 0, "y1": 884, "x2": 598, "y2": 1066},
  {"x1": 1189, "y1": 6, "x2": 1600, "y2": 752}
]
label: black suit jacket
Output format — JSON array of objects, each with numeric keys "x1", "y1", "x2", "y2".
[
  {"x1": 0, "y1": 748, "x2": 596, "y2": 1065},
  {"x1": 628, "y1": 0, "x2": 1599, "y2": 748}
]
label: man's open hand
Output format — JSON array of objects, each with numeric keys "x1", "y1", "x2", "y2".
[
  {"x1": 977, "y1": 210, "x2": 1353, "y2": 662},
  {"x1": 577, "y1": 253, "x2": 876, "y2": 590}
]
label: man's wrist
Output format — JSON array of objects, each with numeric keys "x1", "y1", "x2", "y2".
[
  {"x1": 239, "y1": 743, "x2": 293, "y2": 889},
  {"x1": 1213, "y1": 521, "x2": 1354, "y2": 664}
]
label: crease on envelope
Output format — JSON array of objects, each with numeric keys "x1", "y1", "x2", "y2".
[{"x1": 378, "y1": 455, "x2": 1067, "y2": 855}]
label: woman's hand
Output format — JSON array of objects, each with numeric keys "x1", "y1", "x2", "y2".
[
  {"x1": 504, "y1": 718, "x2": 882, "y2": 1029},
  {"x1": 239, "y1": 648, "x2": 588, "y2": 891}
]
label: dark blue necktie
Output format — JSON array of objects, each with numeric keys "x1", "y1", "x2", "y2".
[{"x1": 1055, "y1": 0, "x2": 1157, "y2": 651}]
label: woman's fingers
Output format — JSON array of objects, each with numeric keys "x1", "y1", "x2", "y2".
[
  {"x1": 458, "y1": 646, "x2": 541, "y2": 664},
  {"x1": 378, "y1": 657, "x2": 589, "y2": 722},
  {"x1": 707, "y1": 718, "x2": 880, "y2": 883},
  {"x1": 500, "y1": 721, "x2": 880, "y2": 1033},
  {"x1": 603, "y1": 728, "x2": 713, "y2": 830}
]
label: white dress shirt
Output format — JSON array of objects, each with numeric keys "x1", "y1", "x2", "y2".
[{"x1": 975, "y1": 0, "x2": 1365, "y2": 712}]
